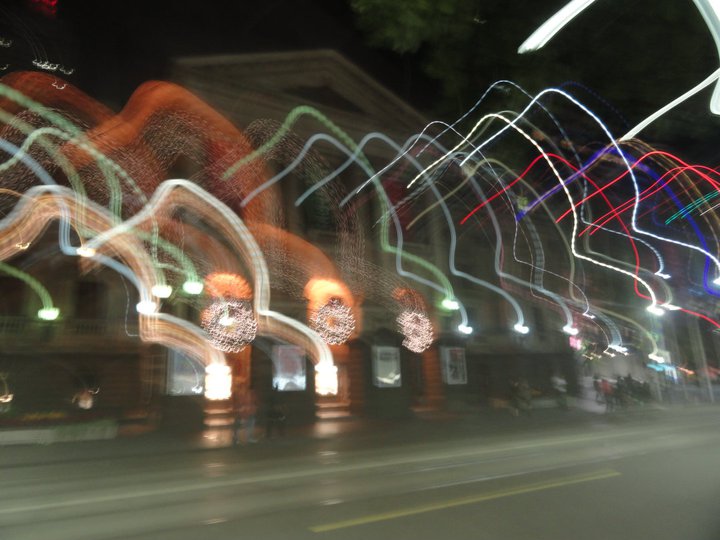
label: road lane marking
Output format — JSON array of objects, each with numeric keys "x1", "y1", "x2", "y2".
[
  {"x1": 9, "y1": 421, "x2": 696, "y2": 516},
  {"x1": 0, "y1": 435, "x2": 625, "y2": 516},
  {"x1": 309, "y1": 468, "x2": 620, "y2": 533}
]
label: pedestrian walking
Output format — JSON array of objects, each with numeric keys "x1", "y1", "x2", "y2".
[
  {"x1": 241, "y1": 389, "x2": 258, "y2": 443},
  {"x1": 232, "y1": 389, "x2": 259, "y2": 445},
  {"x1": 266, "y1": 388, "x2": 286, "y2": 439},
  {"x1": 509, "y1": 377, "x2": 532, "y2": 416},
  {"x1": 551, "y1": 373, "x2": 568, "y2": 410},
  {"x1": 600, "y1": 378, "x2": 614, "y2": 412}
]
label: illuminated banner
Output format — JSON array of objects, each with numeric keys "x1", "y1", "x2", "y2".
[
  {"x1": 272, "y1": 345, "x2": 307, "y2": 391},
  {"x1": 372, "y1": 346, "x2": 402, "y2": 387},
  {"x1": 167, "y1": 349, "x2": 204, "y2": 395},
  {"x1": 440, "y1": 347, "x2": 467, "y2": 385}
]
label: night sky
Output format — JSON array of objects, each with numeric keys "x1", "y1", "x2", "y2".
[
  {"x1": 0, "y1": 0, "x2": 435, "y2": 109},
  {"x1": 2, "y1": 0, "x2": 720, "y2": 161}
]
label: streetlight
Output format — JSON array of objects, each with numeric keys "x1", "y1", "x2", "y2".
[
  {"x1": 136, "y1": 300, "x2": 158, "y2": 315},
  {"x1": 182, "y1": 280, "x2": 204, "y2": 295},
  {"x1": 457, "y1": 323, "x2": 473, "y2": 335},
  {"x1": 562, "y1": 324, "x2": 579, "y2": 336},
  {"x1": 513, "y1": 323, "x2": 530, "y2": 334},
  {"x1": 37, "y1": 307, "x2": 60, "y2": 321},
  {"x1": 151, "y1": 284, "x2": 173, "y2": 298}
]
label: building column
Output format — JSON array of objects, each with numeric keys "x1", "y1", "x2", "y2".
[
  {"x1": 420, "y1": 346, "x2": 445, "y2": 410},
  {"x1": 347, "y1": 341, "x2": 367, "y2": 416}
]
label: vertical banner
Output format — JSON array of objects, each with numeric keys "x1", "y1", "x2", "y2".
[
  {"x1": 272, "y1": 345, "x2": 307, "y2": 391},
  {"x1": 440, "y1": 347, "x2": 467, "y2": 385},
  {"x1": 372, "y1": 346, "x2": 402, "y2": 387},
  {"x1": 167, "y1": 349, "x2": 204, "y2": 395}
]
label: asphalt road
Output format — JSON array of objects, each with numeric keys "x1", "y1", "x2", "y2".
[{"x1": 2, "y1": 407, "x2": 720, "y2": 540}]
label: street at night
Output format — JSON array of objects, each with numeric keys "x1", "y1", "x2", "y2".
[
  {"x1": 3, "y1": 406, "x2": 720, "y2": 539},
  {"x1": 2, "y1": 2, "x2": 720, "y2": 538}
]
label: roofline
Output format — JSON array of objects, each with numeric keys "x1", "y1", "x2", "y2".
[{"x1": 170, "y1": 49, "x2": 428, "y2": 126}]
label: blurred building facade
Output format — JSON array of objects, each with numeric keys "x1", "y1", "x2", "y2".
[
  {"x1": 165, "y1": 49, "x2": 579, "y2": 421},
  {"x1": 2, "y1": 49, "x2": 713, "y2": 430}
]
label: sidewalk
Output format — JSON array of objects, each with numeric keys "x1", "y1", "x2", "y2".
[{"x1": 0, "y1": 399, "x2": 686, "y2": 468}]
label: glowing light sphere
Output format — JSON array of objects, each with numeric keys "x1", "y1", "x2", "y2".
[
  {"x1": 204, "y1": 364, "x2": 232, "y2": 400},
  {"x1": 397, "y1": 310, "x2": 434, "y2": 353},
  {"x1": 151, "y1": 284, "x2": 172, "y2": 298},
  {"x1": 201, "y1": 299, "x2": 257, "y2": 352},
  {"x1": 37, "y1": 307, "x2": 59, "y2": 321},
  {"x1": 310, "y1": 298, "x2": 355, "y2": 345},
  {"x1": 136, "y1": 300, "x2": 158, "y2": 315},
  {"x1": 76, "y1": 246, "x2": 96, "y2": 257},
  {"x1": 182, "y1": 280, "x2": 204, "y2": 295},
  {"x1": 513, "y1": 323, "x2": 530, "y2": 335},
  {"x1": 457, "y1": 324, "x2": 473, "y2": 335}
]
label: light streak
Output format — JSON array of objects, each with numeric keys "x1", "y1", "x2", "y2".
[
  {"x1": 234, "y1": 115, "x2": 442, "y2": 342},
  {"x1": 0, "y1": 185, "x2": 228, "y2": 374},
  {"x1": 471, "y1": 155, "x2": 599, "y2": 325},
  {"x1": 565, "y1": 148, "x2": 720, "y2": 294},
  {"x1": 99, "y1": 179, "x2": 335, "y2": 369},
  {"x1": 442, "y1": 89, "x2": 692, "y2": 314},
  {"x1": 239, "y1": 118, "x2": 464, "y2": 323},
  {"x1": 518, "y1": 0, "x2": 720, "y2": 118},
  {"x1": 622, "y1": 67, "x2": 720, "y2": 140},
  {"x1": 424, "y1": 89, "x2": 716, "y2": 346},
  {"x1": 362, "y1": 131, "x2": 530, "y2": 331},
  {"x1": 468, "y1": 175, "x2": 576, "y2": 333},
  {"x1": 517, "y1": 0, "x2": 598, "y2": 53},
  {"x1": 453, "y1": 109, "x2": 663, "y2": 320},
  {"x1": 255, "y1": 123, "x2": 534, "y2": 331},
  {"x1": 507, "y1": 144, "x2": 720, "y2": 331},
  {"x1": 515, "y1": 151, "x2": 670, "y2": 297}
]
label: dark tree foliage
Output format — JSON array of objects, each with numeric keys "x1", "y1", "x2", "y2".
[
  {"x1": 350, "y1": 0, "x2": 492, "y2": 117},
  {"x1": 349, "y1": 0, "x2": 720, "y2": 157}
]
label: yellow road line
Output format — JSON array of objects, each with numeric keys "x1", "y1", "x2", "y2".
[{"x1": 310, "y1": 468, "x2": 621, "y2": 533}]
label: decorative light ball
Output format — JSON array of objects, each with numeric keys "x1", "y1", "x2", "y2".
[
  {"x1": 201, "y1": 299, "x2": 257, "y2": 352},
  {"x1": 311, "y1": 298, "x2": 355, "y2": 345},
  {"x1": 397, "y1": 310, "x2": 434, "y2": 353}
]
